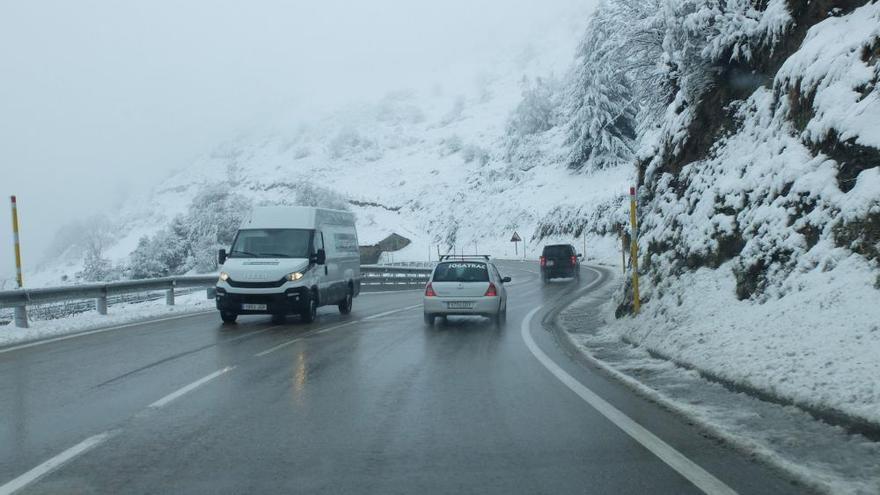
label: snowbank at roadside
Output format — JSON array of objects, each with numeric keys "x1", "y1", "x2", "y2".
[
  {"x1": 604, "y1": 251, "x2": 880, "y2": 426},
  {"x1": 0, "y1": 291, "x2": 213, "y2": 349},
  {"x1": 557, "y1": 268, "x2": 880, "y2": 495}
]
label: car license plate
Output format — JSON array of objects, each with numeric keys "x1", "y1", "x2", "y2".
[
  {"x1": 447, "y1": 301, "x2": 473, "y2": 309},
  {"x1": 241, "y1": 303, "x2": 267, "y2": 311},
  {"x1": 546, "y1": 260, "x2": 555, "y2": 266}
]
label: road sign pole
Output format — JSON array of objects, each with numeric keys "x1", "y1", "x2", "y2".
[
  {"x1": 629, "y1": 187, "x2": 641, "y2": 315},
  {"x1": 510, "y1": 231, "x2": 522, "y2": 258},
  {"x1": 10, "y1": 195, "x2": 28, "y2": 328}
]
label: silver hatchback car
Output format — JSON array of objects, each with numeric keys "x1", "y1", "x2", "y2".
[{"x1": 423, "y1": 256, "x2": 510, "y2": 326}]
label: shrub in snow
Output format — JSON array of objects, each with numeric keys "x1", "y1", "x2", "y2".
[
  {"x1": 461, "y1": 144, "x2": 490, "y2": 166},
  {"x1": 375, "y1": 91, "x2": 426, "y2": 126},
  {"x1": 439, "y1": 135, "x2": 463, "y2": 156},
  {"x1": 287, "y1": 182, "x2": 350, "y2": 211},
  {"x1": 508, "y1": 76, "x2": 559, "y2": 138},
  {"x1": 328, "y1": 127, "x2": 379, "y2": 160},
  {"x1": 293, "y1": 146, "x2": 311, "y2": 159},
  {"x1": 440, "y1": 96, "x2": 466, "y2": 126}
]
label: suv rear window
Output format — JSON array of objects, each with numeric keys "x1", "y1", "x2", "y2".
[
  {"x1": 432, "y1": 262, "x2": 490, "y2": 282},
  {"x1": 542, "y1": 245, "x2": 573, "y2": 257}
]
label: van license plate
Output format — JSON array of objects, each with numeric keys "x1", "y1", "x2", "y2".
[
  {"x1": 447, "y1": 301, "x2": 473, "y2": 309},
  {"x1": 242, "y1": 303, "x2": 267, "y2": 311},
  {"x1": 546, "y1": 260, "x2": 555, "y2": 266}
]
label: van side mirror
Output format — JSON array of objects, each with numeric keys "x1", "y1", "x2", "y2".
[
  {"x1": 218, "y1": 249, "x2": 227, "y2": 265},
  {"x1": 577, "y1": 253, "x2": 583, "y2": 258},
  {"x1": 315, "y1": 249, "x2": 327, "y2": 265},
  {"x1": 502, "y1": 276, "x2": 512, "y2": 283}
]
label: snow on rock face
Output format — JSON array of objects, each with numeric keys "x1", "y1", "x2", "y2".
[
  {"x1": 635, "y1": 2, "x2": 880, "y2": 306},
  {"x1": 776, "y1": 1, "x2": 880, "y2": 149},
  {"x1": 609, "y1": 2, "x2": 880, "y2": 425}
]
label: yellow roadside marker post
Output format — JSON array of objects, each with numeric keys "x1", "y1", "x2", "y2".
[
  {"x1": 628, "y1": 187, "x2": 641, "y2": 315},
  {"x1": 10, "y1": 195, "x2": 28, "y2": 328}
]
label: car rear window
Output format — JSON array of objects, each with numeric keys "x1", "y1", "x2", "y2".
[
  {"x1": 542, "y1": 245, "x2": 573, "y2": 257},
  {"x1": 432, "y1": 262, "x2": 490, "y2": 282}
]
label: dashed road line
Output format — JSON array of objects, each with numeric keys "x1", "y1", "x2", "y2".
[
  {"x1": 0, "y1": 431, "x2": 115, "y2": 495},
  {"x1": 148, "y1": 366, "x2": 236, "y2": 409},
  {"x1": 255, "y1": 304, "x2": 422, "y2": 357}
]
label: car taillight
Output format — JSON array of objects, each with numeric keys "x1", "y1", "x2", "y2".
[
  {"x1": 540, "y1": 256, "x2": 546, "y2": 267},
  {"x1": 425, "y1": 283, "x2": 437, "y2": 297},
  {"x1": 570, "y1": 255, "x2": 577, "y2": 265},
  {"x1": 484, "y1": 283, "x2": 498, "y2": 297}
]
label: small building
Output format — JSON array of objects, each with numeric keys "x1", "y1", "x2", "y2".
[{"x1": 359, "y1": 233, "x2": 411, "y2": 264}]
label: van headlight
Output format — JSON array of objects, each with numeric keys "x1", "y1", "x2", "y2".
[
  {"x1": 219, "y1": 272, "x2": 229, "y2": 282},
  {"x1": 286, "y1": 271, "x2": 305, "y2": 281}
]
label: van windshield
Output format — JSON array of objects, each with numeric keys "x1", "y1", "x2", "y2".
[{"x1": 229, "y1": 229, "x2": 313, "y2": 258}]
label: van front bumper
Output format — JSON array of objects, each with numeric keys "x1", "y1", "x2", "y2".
[{"x1": 215, "y1": 287, "x2": 310, "y2": 315}]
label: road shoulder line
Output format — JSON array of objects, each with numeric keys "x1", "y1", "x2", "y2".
[{"x1": 521, "y1": 303, "x2": 737, "y2": 495}]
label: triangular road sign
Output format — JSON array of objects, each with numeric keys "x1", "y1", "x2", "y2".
[{"x1": 510, "y1": 231, "x2": 522, "y2": 242}]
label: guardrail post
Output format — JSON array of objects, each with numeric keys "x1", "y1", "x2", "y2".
[
  {"x1": 166, "y1": 282, "x2": 175, "y2": 306},
  {"x1": 14, "y1": 305, "x2": 28, "y2": 328},
  {"x1": 96, "y1": 289, "x2": 108, "y2": 315}
]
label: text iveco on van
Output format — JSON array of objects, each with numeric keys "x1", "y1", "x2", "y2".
[{"x1": 214, "y1": 206, "x2": 360, "y2": 324}]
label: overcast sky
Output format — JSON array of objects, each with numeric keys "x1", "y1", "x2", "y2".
[{"x1": 0, "y1": 0, "x2": 586, "y2": 282}]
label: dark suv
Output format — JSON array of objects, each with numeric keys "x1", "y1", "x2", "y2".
[{"x1": 540, "y1": 244, "x2": 582, "y2": 282}]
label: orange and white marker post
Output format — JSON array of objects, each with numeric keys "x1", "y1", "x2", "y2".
[
  {"x1": 628, "y1": 187, "x2": 641, "y2": 315},
  {"x1": 10, "y1": 195, "x2": 29, "y2": 327}
]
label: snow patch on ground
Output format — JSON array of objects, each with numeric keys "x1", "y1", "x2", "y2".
[{"x1": 0, "y1": 292, "x2": 213, "y2": 349}]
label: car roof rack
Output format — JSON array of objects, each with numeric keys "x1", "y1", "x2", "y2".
[{"x1": 438, "y1": 254, "x2": 491, "y2": 261}]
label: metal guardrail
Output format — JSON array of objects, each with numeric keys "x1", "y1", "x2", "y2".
[{"x1": 0, "y1": 266, "x2": 433, "y2": 328}]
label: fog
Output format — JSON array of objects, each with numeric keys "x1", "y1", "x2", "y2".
[{"x1": 0, "y1": 0, "x2": 584, "y2": 282}]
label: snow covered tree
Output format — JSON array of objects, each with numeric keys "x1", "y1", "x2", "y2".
[
  {"x1": 79, "y1": 247, "x2": 113, "y2": 282},
  {"x1": 508, "y1": 76, "x2": 558, "y2": 138},
  {"x1": 128, "y1": 235, "x2": 173, "y2": 279},
  {"x1": 74, "y1": 215, "x2": 120, "y2": 282},
  {"x1": 566, "y1": 70, "x2": 638, "y2": 171}
]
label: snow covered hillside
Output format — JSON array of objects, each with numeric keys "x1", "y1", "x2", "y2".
[
  {"x1": 30, "y1": 0, "x2": 632, "y2": 287},
  {"x1": 598, "y1": 0, "x2": 880, "y2": 426}
]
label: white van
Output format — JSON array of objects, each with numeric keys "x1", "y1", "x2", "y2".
[{"x1": 214, "y1": 206, "x2": 360, "y2": 324}]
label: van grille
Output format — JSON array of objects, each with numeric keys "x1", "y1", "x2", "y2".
[{"x1": 227, "y1": 277, "x2": 287, "y2": 288}]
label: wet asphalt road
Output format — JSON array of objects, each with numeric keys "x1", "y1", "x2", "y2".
[{"x1": 0, "y1": 261, "x2": 809, "y2": 494}]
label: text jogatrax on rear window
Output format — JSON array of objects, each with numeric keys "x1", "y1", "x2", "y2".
[{"x1": 432, "y1": 262, "x2": 489, "y2": 282}]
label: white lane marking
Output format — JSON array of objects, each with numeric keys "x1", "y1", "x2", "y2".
[
  {"x1": 359, "y1": 288, "x2": 424, "y2": 295},
  {"x1": 255, "y1": 304, "x2": 423, "y2": 357},
  {"x1": 0, "y1": 431, "x2": 113, "y2": 495},
  {"x1": 363, "y1": 304, "x2": 421, "y2": 320},
  {"x1": 0, "y1": 311, "x2": 214, "y2": 355},
  {"x1": 520, "y1": 306, "x2": 737, "y2": 495},
  {"x1": 148, "y1": 366, "x2": 235, "y2": 409},
  {"x1": 255, "y1": 322, "x2": 358, "y2": 357}
]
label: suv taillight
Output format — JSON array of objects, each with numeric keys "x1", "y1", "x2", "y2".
[
  {"x1": 425, "y1": 283, "x2": 437, "y2": 297},
  {"x1": 540, "y1": 256, "x2": 546, "y2": 267},
  {"x1": 485, "y1": 283, "x2": 498, "y2": 297},
  {"x1": 570, "y1": 255, "x2": 577, "y2": 265}
]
